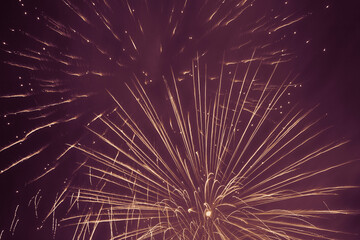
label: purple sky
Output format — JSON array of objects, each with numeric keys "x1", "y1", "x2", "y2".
[{"x1": 0, "y1": 0, "x2": 359, "y2": 239}]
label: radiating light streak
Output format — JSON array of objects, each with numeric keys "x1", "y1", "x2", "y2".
[
  {"x1": 0, "y1": 116, "x2": 79, "y2": 154},
  {"x1": 9, "y1": 205, "x2": 19, "y2": 234},
  {"x1": 0, "y1": 93, "x2": 32, "y2": 99},
  {"x1": 0, "y1": 145, "x2": 49, "y2": 174},
  {"x1": 270, "y1": 16, "x2": 305, "y2": 33},
  {"x1": 5, "y1": 95, "x2": 90, "y2": 117},
  {"x1": 3, "y1": 61, "x2": 38, "y2": 71}
]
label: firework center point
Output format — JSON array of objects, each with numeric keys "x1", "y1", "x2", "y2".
[{"x1": 205, "y1": 210, "x2": 212, "y2": 218}]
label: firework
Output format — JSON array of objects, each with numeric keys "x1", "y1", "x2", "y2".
[
  {"x1": 1, "y1": 1, "x2": 359, "y2": 239},
  {"x1": 52, "y1": 55, "x2": 358, "y2": 239}
]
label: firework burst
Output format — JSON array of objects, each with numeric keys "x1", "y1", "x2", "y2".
[
  {"x1": 1, "y1": 1, "x2": 359, "y2": 239},
  {"x1": 54, "y1": 55, "x2": 358, "y2": 239}
]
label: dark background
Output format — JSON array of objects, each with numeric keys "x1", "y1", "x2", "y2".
[{"x1": 0, "y1": 0, "x2": 359, "y2": 239}]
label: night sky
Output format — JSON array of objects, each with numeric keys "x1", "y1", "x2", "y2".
[{"x1": 0, "y1": 0, "x2": 360, "y2": 239}]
